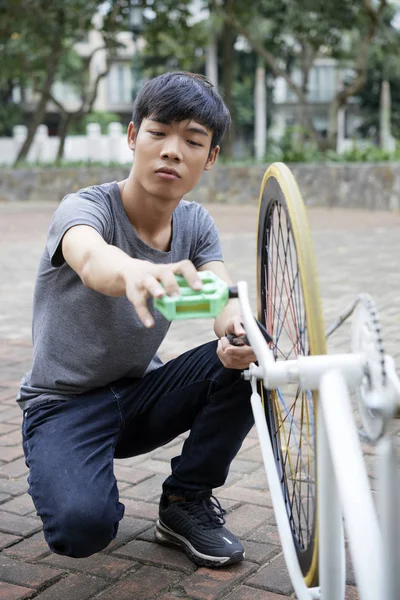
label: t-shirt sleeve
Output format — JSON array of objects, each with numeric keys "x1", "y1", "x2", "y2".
[
  {"x1": 47, "y1": 192, "x2": 112, "y2": 267},
  {"x1": 191, "y1": 205, "x2": 223, "y2": 269}
]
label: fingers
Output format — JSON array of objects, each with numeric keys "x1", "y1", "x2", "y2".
[
  {"x1": 173, "y1": 260, "x2": 202, "y2": 291},
  {"x1": 125, "y1": 260, "x2": 201, "y2": 328},
  {"x1": 151, "y1": 260, "x2": 202, "y2": 297},
  {"x1": 127, "y1": 287, "x2": 155, "y2": 328},
  {"x1": 217, "y1": 337, "x2": 257, "y2": 370},
  {"x1": 225, "y1": 315, "x2": 246, "y2": 338}
]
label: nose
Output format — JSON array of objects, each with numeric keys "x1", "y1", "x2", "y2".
[{"x1": 160, "y1": 136, "x2": 183, "y2": 162}]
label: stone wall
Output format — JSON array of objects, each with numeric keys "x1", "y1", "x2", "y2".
[{"x1": 1, "y1": 162, "x2": 400, "y2": 210}]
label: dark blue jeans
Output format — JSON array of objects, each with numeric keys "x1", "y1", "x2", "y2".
[{"x1": 22, "y1": 341, "x2": 253, "y2": 558}]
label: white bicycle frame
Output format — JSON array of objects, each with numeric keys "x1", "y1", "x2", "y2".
[{"x1": 237, "y1": 280, "x2": 400, "y2": 600}]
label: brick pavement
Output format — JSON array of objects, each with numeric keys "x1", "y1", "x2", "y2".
[{"x1": 1, "y1": 199, "x2": 400, "y2": 599}]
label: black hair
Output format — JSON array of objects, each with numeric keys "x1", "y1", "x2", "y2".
[{"x1": 131, "y1": 71, "x2": 231, "y2": 149}]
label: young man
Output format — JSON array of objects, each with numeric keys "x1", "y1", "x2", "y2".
[{"x1": 18, "y1": 71, "x2": 256, "y2": 568}]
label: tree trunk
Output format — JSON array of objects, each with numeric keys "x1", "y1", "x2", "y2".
[
  {"x1": 221, "y1": 0, "x2": 235, "y2": 158},
  {"x1": 326, "y1": 0, "x2": 386, "y2": 149},
  {"x1": 327, "y1": 96, "x2": 341, "y2": 150},
  {"x1": 14, "y1": 47, "x2": 62, "y2": 164},
  {"x1": 254, "y1": 59, "x2": 267, "y2": 160},
  {"x1": 206, "y1": 32, "x2": 218, "y2": 88},
  {"x1": 56, "y1": 112, "x2": 73, "y2": 163}
]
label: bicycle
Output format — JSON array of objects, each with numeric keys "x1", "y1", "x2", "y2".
[{"x1": 154, "y1": 162, "x2": 400, "y2": 600}]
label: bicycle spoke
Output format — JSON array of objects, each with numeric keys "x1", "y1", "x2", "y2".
[{"x1": 263, "y1": 200, "x2": 316, "y2": 554}]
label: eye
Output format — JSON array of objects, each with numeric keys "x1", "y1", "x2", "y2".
[
  {"x1": 149, "y1": 131, "x2": 164, "y2": 137},
  {"x1": 188, "y1": 140, "x2": 202, "y2": 147}
]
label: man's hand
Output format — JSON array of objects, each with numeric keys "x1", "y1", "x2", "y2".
[
  {"x1": 123, "y1": 259, "x2": 202, "y2": 327},
  {"x1": 217, "y1": 315, "x2": 257, "y2": 370},
  {"x1": 62, "y1": 226, "x2": 202, "y2": 328}
]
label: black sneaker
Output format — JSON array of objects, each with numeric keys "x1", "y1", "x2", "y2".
[{"x1": 155, "y1": 492, "x2": 244, "y2": 567}]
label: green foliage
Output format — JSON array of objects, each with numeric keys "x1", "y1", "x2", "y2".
[
  {"x1": 0, "y1": 0, "x2": 107, "y2": 136},
  {"x1": 71, "y1": 111, "x2": 122, "y2": 135},
  {"x1": 339, "y1": 142, "x2": 399, "y2": 162},
  {"x1": 138, "y1": 0, "x2": 208, "y2": 76},
  {"x1": 356, "y1": 6, "x2": 400, "y2": 140},
  {"x1": 0, "y1": 93, "x2": 21, "y2": 136},
  {"x1": 264, "y1": 134, "x2": 400, "y2": 164}
]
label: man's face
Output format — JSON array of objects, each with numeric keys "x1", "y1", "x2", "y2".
[{"x1": 127, "y1": 117, "x2": 219, "y2": 202}]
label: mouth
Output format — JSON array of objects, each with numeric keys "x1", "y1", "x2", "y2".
[{"x1": 155, "y1": 167, "x2": 181, "y2": 180}]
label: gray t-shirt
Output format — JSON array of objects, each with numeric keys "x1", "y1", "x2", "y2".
[{"x1": 17, "y1": 181, "x2": 223, "y2": 410}]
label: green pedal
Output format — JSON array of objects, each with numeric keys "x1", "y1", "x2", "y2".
[{"x1": 154, "y1": 271, "x2": 229, "y2": 320}]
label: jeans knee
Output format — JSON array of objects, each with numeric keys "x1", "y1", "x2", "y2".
[{"x1": 44, "y1": 501, "x2": 123, "y2": 558}]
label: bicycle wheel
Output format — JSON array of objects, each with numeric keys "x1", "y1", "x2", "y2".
[{"x1": 256, "y1": 162, "x2": 326, "y2": 586}]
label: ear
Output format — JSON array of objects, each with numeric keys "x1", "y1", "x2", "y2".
[
  {"x1": 204, "y1": 145, "x2": 220, "y2": 171},
  {"x1": 127, "y1": 122, "x2": 137, "y2": 151}
]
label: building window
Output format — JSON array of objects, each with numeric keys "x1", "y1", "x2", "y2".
[
  {"x1": 108, "y1": 63, "x2": 132, "y2": 105},
  {"x1": 308, "y1": 66, "x2": 336, "y2": 102}
]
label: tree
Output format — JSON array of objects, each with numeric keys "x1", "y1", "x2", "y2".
[
  {"x1": 137, "y1": 0, "x2": 208, "y2": 76},
  {"x1": 45, "y1": 1, "x2": 127, "y2": 162},
  {"x1": 357, "y1": 8, "x2": 400, "y2": 141},
  {"x1": 0, "y1": 0, "x2": 112, "y2": 164},
  {"x1": 213, "y1": 0, "x2": 389, "y2": 150}
]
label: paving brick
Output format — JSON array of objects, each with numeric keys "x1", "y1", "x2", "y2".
[
  {"x1": 0, "y1": 429, "x2": 22, "y2": 447},
  {"x1": 32, "y1": 573, "x2": 108, "y2": 599},
  {"x1": 114, "y1": 539, "x2": 195, "y2": 574},
  {"x1": 3, "y1": 532, "x2": 50, "y2": 561},
  {"x1": 4, "y1": 417, "x2": 23, "y2": 426},
  {"x1": 237, "y1": 446, "x2": 264, "y2": 463},
  {"x1": 0, "y1": 457, "x2": 28, "y2": 478},
  {"x1": 152, "y1": 443, "x2": 184, "y2": 462},
  {"x1": 225, "y1": 504, "x2": 274, "y2": 538},
  {"x1": 0, "y1": 581, "x2": 32, "y2": 600},
  {"x1": 106, "y1": 516, "x2": 154, "y2": 551},
  {"x1": 0, "y1": 445, "x2": 24, "y2": 463},
  {"x1": 118, "y1": 498, "x2": 159, "y2": 520},
  {"x1": 246, "y1": 554, "x2": 293, "y2": 596},
  {"x1": 115, "y1": 454, "x2": 157, "y2": 468},
  {"x1": 229, "y1": 459, "x2": 260, "y2": 475},
  {"x1": 114, "y1": 465, "x2": 154, "y2": 485},
  {"x1": 0, "y1": 477, "x2": 28, "y2": 497},
  {"x1": 0, "y1": 424, "x2": 19, "y2": 435},
  {"x1": 219, "y1": 485, "x2": 272, "y2": 508},
  {"x1": 136, "y1": 527, "x2": 158, "y2": 543},
  {"x1": 0, "y1": 512, "x2": 42, "y2": 536},
  {"x1": 243, "y1": 541, "x2": 281, "y2": 565},
  {"x1": 225, "y1": 586, "x2": 291, "y2": 599},
  {"x1": 120, "y1": 474, "x2": 165, "y2": 501},
  {"x1": 246, "y1": 523, "x2": 282, "y2": 546},
  {"x1": 175, "y1": 562, "x2": 257, "y2": 600},
  {"x1": 0, "y1": 409, "x2": 21, "y2": 422},
  {"x1": 0, "y1": 388, "x2": 18, "y2": 401},
  {"x1": 0, "y1": 555, "x2": 63, "y2": 589},
  {"x1": 1, "y1": 494, "x2": 35, "y2": 516},
  {"x1": 0, "y1": 532, "x2": 22, "y2": 551},
  {"x1": 139, "y1": 459, "x2": 173, "y2": 475},
  {"x1": 238, "y1": 468, "x2": 271, "y2": 491},
  {"x1": 240, "y1": 437, "x2": 260, "y2": 452},
  {"x1": 96, "y1": 565, "x2": 182, "y2": 600},
  {"x1": 40, "y1": 550, "x2": 134, "y2": 579}
]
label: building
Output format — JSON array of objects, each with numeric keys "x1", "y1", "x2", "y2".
[
  {"x1": 13, "y1": 16, "x2": 138, "y2": 136},
  {"x1": 270, "y1": 57, "x2": 363, "y2": 144}
]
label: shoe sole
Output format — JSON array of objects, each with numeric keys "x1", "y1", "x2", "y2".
[{"x1": 155, "y1": 519, "x2": 244, "y2": 568}]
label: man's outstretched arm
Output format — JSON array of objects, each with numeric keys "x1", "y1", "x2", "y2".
[{"x1": 62, "y1": 224, "x2": 202, "y2": 328}]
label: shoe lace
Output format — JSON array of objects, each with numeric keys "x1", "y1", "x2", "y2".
[{"x1": 182, "y1": 495, "x2": 226, "y2": 530}]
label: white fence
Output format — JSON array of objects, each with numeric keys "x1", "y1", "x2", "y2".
[{"x1": 0, "y1": 123, "x2": 133, "y2": 165}]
